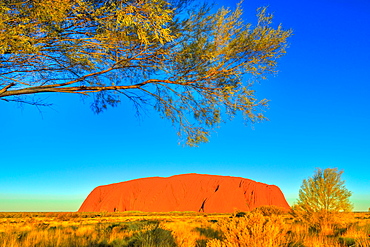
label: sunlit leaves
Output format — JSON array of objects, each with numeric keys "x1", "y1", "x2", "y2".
[
  {"x1": 0, "y1": 0, "x2": 291, "y2": 146},
  {"x1": 297, "y1": 168, "x2": 353, "y2": 213},
  {"x1": 293, "y1": 168, "x2": 353, "y2": 228}
]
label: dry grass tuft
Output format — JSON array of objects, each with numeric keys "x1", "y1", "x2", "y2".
[{"x1": 0, "y1": 211, "x2": 369, "y2": 247}]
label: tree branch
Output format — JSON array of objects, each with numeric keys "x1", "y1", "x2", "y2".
[
  {"x1": 0, "y1": 82, "x2": 150, "y2": 97},
  {"x1": 0, "y1": 83, "x2": 16, "y2": 95}
]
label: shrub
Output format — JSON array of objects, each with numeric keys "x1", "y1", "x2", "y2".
[
  {"x1": 195, "y1": 239, "x2": 208, "y2": 247},
  {"x1": 111, "y1": 238, "x2": 130, "y2": 247},
  {"x1": 206, "y1": 212, "x2": 287, "y2": 247},
  {"x1": 126, "y1": 220, "x2": 160, "y2": 231},
  {"x1": 252, "y1": 205, "x2": 287, "y2": 216},
  {"x1": 234, "y1": 211, "x2": 246, "y2": 218},
  {"x1": 194, "y1": 227, "x2": 223, "y2": 240},
  {"x1": 339, "y1": 237, "x2": 356, "y2": 246},
  {"x1": 127, "y1": 224, "x2": 177, "y2": 247}
]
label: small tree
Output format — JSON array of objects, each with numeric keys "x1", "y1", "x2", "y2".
[{"x1": 293, "y1": 168, "x2": 353, "y2": 232}]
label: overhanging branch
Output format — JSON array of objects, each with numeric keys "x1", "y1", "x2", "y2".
[{"x1": 0, "y1": 83, "x2": 16, "y2": 94}]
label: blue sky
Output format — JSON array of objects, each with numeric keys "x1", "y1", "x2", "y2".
[{"x1": 1, "y1": 0, "x2": 369, "y2": 212}]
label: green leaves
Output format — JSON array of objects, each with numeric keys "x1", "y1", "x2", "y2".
[
  {"x1": 0, "y1": 0, "x2": 292, "y2": 146},
  {"x1": 293, "y1": 168, "x2": 353, "y2": 228}
]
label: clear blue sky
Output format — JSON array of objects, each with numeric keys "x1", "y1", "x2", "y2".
[{"x1": 1, "y1": 0, "x2": 369, "y2": 212}]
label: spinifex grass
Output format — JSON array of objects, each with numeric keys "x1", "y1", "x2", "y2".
[{"x1": 0, "y1": 211, "x2": 369, "y2": 247}]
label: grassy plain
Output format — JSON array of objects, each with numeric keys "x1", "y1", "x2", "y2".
[{"x1": 0, "y1": 210, "x2": 369, "y2": 247}]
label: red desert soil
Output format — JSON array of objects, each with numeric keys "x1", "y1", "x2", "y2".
[{"x1": 78, "y1": 173, "x2": 290, "y2": 213}]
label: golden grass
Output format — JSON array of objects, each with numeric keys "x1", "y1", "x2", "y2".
[{"x1": 0, "y1": 211, "x2": 369, "y2": 247}]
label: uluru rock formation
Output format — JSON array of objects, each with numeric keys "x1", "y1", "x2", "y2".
[{"x1": 78, "y1": 174, "x2": 290, "y2": 213}]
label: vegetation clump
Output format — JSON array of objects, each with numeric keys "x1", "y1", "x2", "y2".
[
  {"x1": 292, "y1": 168, "x2": 353, "y2": 234},
  {"x1": 0, "y1": 211, "x2": 369, "y2": 246},
  {"x1": 252, "y1": 205, "x2": 287, "y2": 216}
]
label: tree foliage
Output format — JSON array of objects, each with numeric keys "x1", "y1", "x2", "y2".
[
  {"x1": 295, "y1": 168, "x2": 353, "y2": 213},
  {"x1": 0, "y1": 0, "x2": 291, "y2": 145},
  {"x1": 293, "y1": 168, "x2": 353, "y2": 229}
]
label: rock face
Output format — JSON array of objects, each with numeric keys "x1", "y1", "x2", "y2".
[{"x1": 78, "y1": 174, "x2": 290, "y2": 213}]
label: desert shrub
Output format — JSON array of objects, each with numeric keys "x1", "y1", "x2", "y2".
[
  {"x1": 291, "y1": 208, "x2": 346, "y2": 235},
  {"x1": 195, "y1": 239, "x2": 208, "y2": 247},
  {"x1": 35, "y1": 223, "x2": 50, "y2": 230},
  {"x1": 15, "y1": 231, "x2": 29, "y2": 242},
  {"x1": 194, "y1": 227, "x2": 223, "y2": 240},
  {"x1": 206, "y1": 212, "x2": 287, "y2": 247},
  {"x1": 360, "y1": 223, "x2": 370, "y2": 235},
  {"x1": 56, "y1": 212, "x2": 74, "y2": 221},
  {"x1": 338, "y1": 222, "x2": 370, "y2": 247},
  {"x1": 252, "y1": 205, "x2": 287, "y2": 216},
  {"x1": 192, "y1": 227, "x2": 224, "y2": 247},
  {"x1": 104, "y1": 223, "x2": 128, "y2": 233},
  {"x1": 126, "y1": 225, "x2": 177, "y2": 247},
  {"x1": 160, "y1": 219, "x2": 203, "y2": 247},
  {"x1": 234, "y1": 211, "x2": 246, "y2": 218},
  {"x1": 111, "y1": 238, "x2": 130, "y2": 247},
  {"x1": 126, "y1": 220, "x2": 160, "y2": 231},
  {"x1": 339, "y1": 237, "x2": 356, "y2": 246},
  {"x1": 334, "y1": 226, "x2": 348, "y2": 236},
  {"x1": 3, "y1": 211, "x2": 369, "y2": 247},
  {"x1": 355, "y1": 237, "x2": 370, "y2": 247},
  {"x1": 287, "y1": 242, "x2": 305, "y2": 247},
  {"x1": 94, "y1": 239, "x2": 110, "y2": 247}
]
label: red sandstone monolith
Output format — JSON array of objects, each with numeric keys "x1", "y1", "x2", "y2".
[{"x1": 78, "y1": 174, "x2": 290, "y2": 213}]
